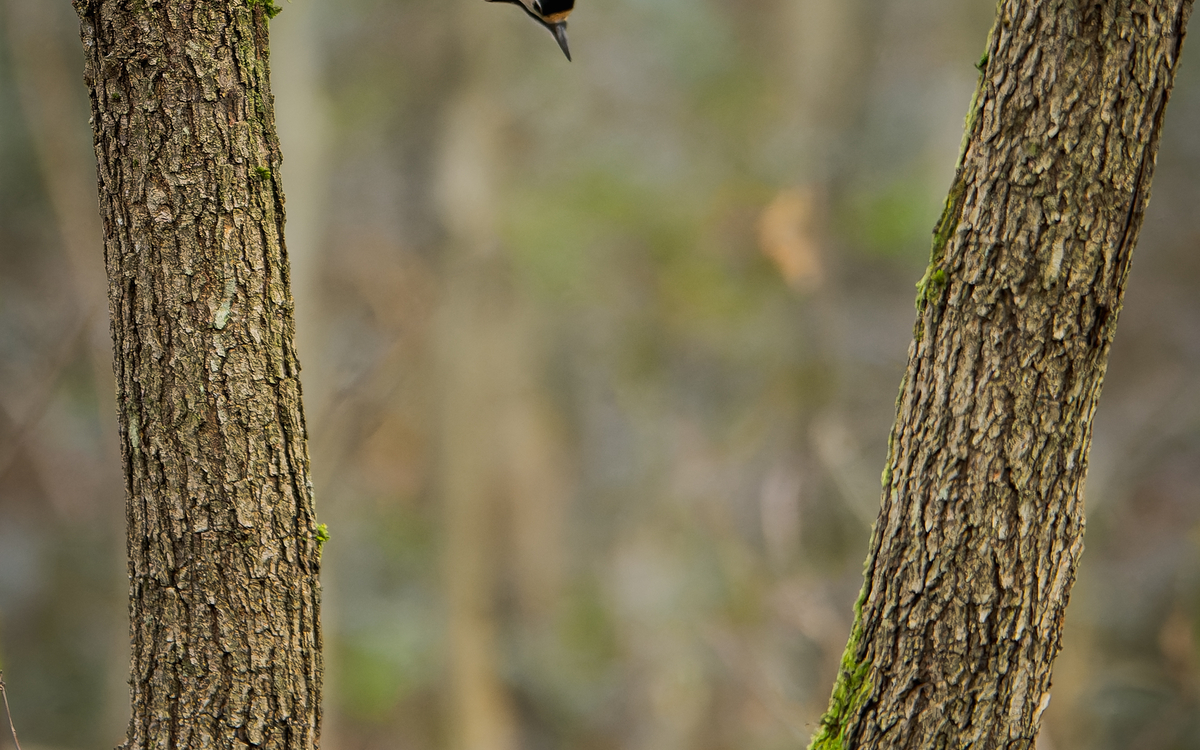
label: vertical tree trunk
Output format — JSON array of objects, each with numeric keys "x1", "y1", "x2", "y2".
[
  {"x1": 74, "y1": 1, "x2": 323, "y2": 748},
  {"x1": 811, "y1": 1, "x2": 1192, "y2": 748},
  {"x1": 435, "y1": 84, "x2": 520, "y2": 750}
]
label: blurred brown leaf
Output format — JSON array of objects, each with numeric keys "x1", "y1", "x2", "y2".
[{"x1": 757, "y1": 187, "x2": 823, "y2": 291}]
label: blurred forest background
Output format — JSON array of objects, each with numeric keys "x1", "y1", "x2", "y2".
[{"x1": 2, "y1": 0, "x2": 1200, "y2": 749}]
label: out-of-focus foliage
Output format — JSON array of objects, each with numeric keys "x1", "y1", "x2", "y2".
[{"x1": 1, "y1": 0, "x2": 1200, "y2": 749}]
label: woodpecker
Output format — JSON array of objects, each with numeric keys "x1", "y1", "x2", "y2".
[{"x1": 487, "y1": 0, "x2": 575, "y2": 61}]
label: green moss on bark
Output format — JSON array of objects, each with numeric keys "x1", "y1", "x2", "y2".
[
  {"x1": 247, "y1": 0, "x2": 282, "y2": 19},
  {"x1": 808, "y1": 581, "x2": 873, "y2": 750}
]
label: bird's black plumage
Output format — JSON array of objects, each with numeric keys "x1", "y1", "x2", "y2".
[
  {"x1": 486, "y1": 0, "x2": 574, "y2": 61},
  {"x1": 535, "y1": 0, "x2": 574, "y2": 16}
]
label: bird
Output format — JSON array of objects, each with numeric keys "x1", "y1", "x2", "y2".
[{"x1": 486, "y1": 0, "x2": 575, "y2": 61}]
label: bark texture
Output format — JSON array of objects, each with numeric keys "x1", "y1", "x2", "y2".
[
  {"x1": 74, "y1": 1, "x2": 323, "y2": 748},
  {"x1": 811, "y1": 1, "x2": 1192, "y2": 748}
]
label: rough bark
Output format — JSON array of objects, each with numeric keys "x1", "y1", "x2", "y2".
[
  {"x1": 74, "y1": 1, "x2": 323, "y2": 748},
  {"x1": 810, "y1": 1, "x2": 1192, "y2": 748}
]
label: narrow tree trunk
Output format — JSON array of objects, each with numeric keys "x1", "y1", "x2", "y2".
[
  {"x1": 74, "y1": 2, "x2": 323, "y2": 748},
  {"x1": 811, "y1": 1, "x2": 1192, "y2": 748},
  {"x1": 435, "y1": 83, "x2": 520, "y2": 750}
]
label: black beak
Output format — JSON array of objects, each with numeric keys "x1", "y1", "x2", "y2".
[
  {"x1": 549, "y1": 22, "x2": 571, "y2": 61},
  {"x1": 488, "y1": 0, "x2": 573, "y2": 61}
]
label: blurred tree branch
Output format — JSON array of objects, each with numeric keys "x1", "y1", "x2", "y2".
[
  {"x1": 0, "y1": 313, "x2": 95, "y2": 483},
  {"x1": 0, "y1": 671, "x2": 25, "y2": 750},
  {"x1": 0, "y1": 0, "x2": 115, "y2": 510}
]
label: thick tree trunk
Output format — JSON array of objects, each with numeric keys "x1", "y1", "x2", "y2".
[
  {"x1": 74, "y1": 2, "x2": 323, "y2": 748},
  {"x1": 811, "y1": 1, "x2": 1192, "y2": 748}
]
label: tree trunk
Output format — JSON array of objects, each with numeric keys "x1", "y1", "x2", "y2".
[
  {"x1": 435, "y1": 81, "x2": 520, "y2": 750},
  {"x1": 74, "y1": 2, "x2": 323, "y2": 748},
  {"x1": 810, "y1": 1, "x2": 1192, "y2": 748}
]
